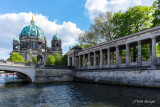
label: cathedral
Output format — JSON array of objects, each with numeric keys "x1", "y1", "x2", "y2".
[{"x1": 12, "y1": 16, "x2": 62, "y2": 62}]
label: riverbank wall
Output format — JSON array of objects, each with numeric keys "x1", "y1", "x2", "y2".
[
  {"x1": 34, "y1": 65, "x2": 160, "y2": 88},
  {"x1": 35, "y1": 67, "x2": 75, "y2": 83},
  {"x1": 75, "y1": 69, "x2": 160, "y2": 88}
]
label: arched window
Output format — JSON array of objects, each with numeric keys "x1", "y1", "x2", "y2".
[{"x1": 56, "y1": 43, "x2": 59, "y2": 47}]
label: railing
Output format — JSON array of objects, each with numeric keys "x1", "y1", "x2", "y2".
[{"x1": 0, "y1": 60, "x2": 34, "y2": 67}]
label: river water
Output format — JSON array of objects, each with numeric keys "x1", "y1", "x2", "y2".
[{"x1": 0, "y1": 76, "x2": 160, "y2": 107}]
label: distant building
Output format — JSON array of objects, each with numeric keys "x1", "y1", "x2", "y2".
[{"x1": 11, "y1": 16, "x2": 62, "y2": 62}]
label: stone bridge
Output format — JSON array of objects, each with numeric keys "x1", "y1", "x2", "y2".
[{"x1": 0, "y1": 61, "x2": 36, "y2": 82}]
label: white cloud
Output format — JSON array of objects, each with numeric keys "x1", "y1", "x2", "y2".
[
  {"x1": 85, "y1": 0, "x2": 156, "y2": 20},
  {"x1": 0, "y1": 12, "x2": 83, "y2": 59}
]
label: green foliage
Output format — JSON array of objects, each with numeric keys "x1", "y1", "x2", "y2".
[
  {"x1": 32, "y1": 56, "x2": 37, "y2": 64},
  {"x1": 142, "y1": 44, "x2": 150, "y2": 60},
  {"x1": 54, "y1": 53, "x2": 62, "y2": 65},
  {"x1": 45, "y1": 53, "x2": 68, "y2": 66},
  {"x1": 112, "y1": 6, "x2": 153, "y2": 39},
  {"x1": 79, "y1": 12, "x2": 114, "y2": 45},
  {"x1": 121, "y1": 49, "x2": 126, "y2": 56},
  {"x1": 7, "y1": 53, "x2": 24, "y2": 62},
  {"x1": 61, "y1": 54, "x2": 68, "y2": 65},
  {"x1": 46, "y1": 55, "x2": 55, "y2": 65},
  {"x1": 25, "y1": 59, "x2": 30, "y2": 63},
  {"x1": 80, "y1": 44, "x2": 93, "y2": 49},
  {"x1": 156, "y1": 42, "x2": 160, "y2": 57},
  {"x1": 152, "y1": 0, "x2": 160, "y2": 27}
]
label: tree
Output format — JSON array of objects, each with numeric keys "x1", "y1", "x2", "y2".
[
  {"x1": 32, "y1": 56, "x2": 37, "y2": 64},
  {"x1": 79, "y1": 11, "x2": 114, "y2": 45},
  {"x1": 61, "y1": 54, "x2": 68, "y2": 65},
  {"x1": 54, "y1": 53, "x2": 62, "y2": 65},
  {"x1": 112, "y1": 6, "x2": 153, "y2": 39},
  {"x1": 152, "y1": 0, "x2": 160, "y2": 27},
  {"x1": 46, "y1": 55, "x2": 55, "y2": 65},
  {"x1": 7, "y1": 53, "x2": 24, "y2": 62}
]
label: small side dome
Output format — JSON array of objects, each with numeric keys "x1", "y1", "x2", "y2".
[
  {"x1": 71, "y1": 46, "x2": 82, "y2": 50},
  {"x1": 52, "y1": 34, "x2": 60, "y2": 40},
  {"x1": 13, "y1": 37, "x2": 19, "y2": 42}
]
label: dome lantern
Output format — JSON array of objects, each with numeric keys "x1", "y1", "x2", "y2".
[
  {"x1": 31, "y1": 15, "x2": 35, "y2": 25},
  {"x1": 52, "y1": 33, "x2": 60, "y2": 40}
]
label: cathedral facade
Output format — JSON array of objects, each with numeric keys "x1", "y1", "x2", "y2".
[{"x1": 12, "y1": 17, "x2": 62, "y2": 62}]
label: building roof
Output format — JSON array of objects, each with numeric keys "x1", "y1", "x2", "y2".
[
  {"x1": 13, "y1": 37, "x2": 20, "y2": 42},
  {"x1": 20, "y1": 18, "x2": 46, "y2": 40},
  {"x1": 71, "y1": 46, "x2": 82, "y2": 50}
]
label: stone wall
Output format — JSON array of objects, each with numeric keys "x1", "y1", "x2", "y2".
[
  {"x1": 35, "y1": 68, "x2": 75, "y2": 83},
  {"x1": 75, "y1": 69, "x2": 160, "y2": 88}
]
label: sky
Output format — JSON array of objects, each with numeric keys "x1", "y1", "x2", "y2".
[{"x1": 0, "y1": 0, "x2": 156, "y2": 59}]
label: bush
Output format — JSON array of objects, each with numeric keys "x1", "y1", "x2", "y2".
[
  {"x1": 54, "y1": 53, "x2": 62, "y2": 65},
  {"x1": 8, "y1": 53, "x2": 24, "y2": 62},
  {"x1": 25, "y1": 59, "x2": 30, "y2": 63},
  {"x1": 32, "y1": 56, "x2": 37, "y2": 64},
  {"x1": 46, "y1": 55, "x2": 55, "y2": 65},
  {"x1": 61, "y1": 54, "x2": 68, "y2": 65}
]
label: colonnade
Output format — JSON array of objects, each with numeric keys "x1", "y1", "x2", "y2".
[{"x1": 68, "y1": 37, "x2": 157, "y2": 69}]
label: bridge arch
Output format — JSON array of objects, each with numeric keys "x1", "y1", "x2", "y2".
[{"x1": 0, "y1": 64, "x2": 36, "y2": 82}]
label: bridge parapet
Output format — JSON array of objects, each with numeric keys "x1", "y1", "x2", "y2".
[{"x1": 0, "y1": 60, "x2": 34, "y2": 67}]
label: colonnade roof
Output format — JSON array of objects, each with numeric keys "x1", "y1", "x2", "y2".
[{"x1": 78, "y1": 26, "x2": 160, "y2": 55}]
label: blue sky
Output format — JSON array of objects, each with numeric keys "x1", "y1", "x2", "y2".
[
  {"x1": 0, "y1": 0, "x2": 156, "y2": 59},
  {"x1": 0, "y1": 0, "x2": 90, "y2": 30}
]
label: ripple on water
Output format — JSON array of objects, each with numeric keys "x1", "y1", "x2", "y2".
[{"x1": 0, "y1": 81, "x2": 160, "y2": 107}]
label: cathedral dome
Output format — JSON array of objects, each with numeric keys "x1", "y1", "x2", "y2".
[
  {"x1": 52, "y1": 34, "x2": 59, "y2": 40},
  {"x1": 20, "y1": 17, "x2": 46, "y2": 40}
]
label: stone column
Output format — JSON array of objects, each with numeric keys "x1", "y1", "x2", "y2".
[
  {"x1": 72, "y1": 56, "x2": 75, "y2": 66},
  {"x1": 126, "y1": 43, "x2": 130, "y2": 67},
  {"x1": 68, "y1": 56, "x2": 70, "y2": 66},
  {"x1": 94, "y1": 51, "x2": 96, "y2": 68},
  {"x1": 107, "y1": 48, "x2": 110, "y2": 68},
  {"x1": 83, "y1": 54, "x2": 85, "y2": 67},
  {"x1": 116, "y1": 46, "x2": 119, "y2": 67},
  {"x1": 74, "y1": 56, "x2": 77, "y2": 67},
  {"x1": 79, "y1": 55, "x2": 81, "y2": 68},
  {"x1": 100, "y1": 49, "x2": 103, "y2": 68},
  {"x1": 88, "y1": 53, "x2": 90, "y2": 68},
  {"x1": 151, "y1": 37, "x2": 156, "y2": 68},
  {"x1": 110, "y1": 51, "x2": 113, "y2": 64},
  {"x1": 138, "y1": 40, "x2": 142, "y2": 67}
]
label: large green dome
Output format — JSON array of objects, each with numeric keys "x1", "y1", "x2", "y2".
[{"x1": 20, "y1": 20, "x2": 46, "y2": 40}]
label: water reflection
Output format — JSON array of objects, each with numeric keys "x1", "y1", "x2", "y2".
[{"x1": 0, "y1": 76, "x2": 160, "y2": 107}]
